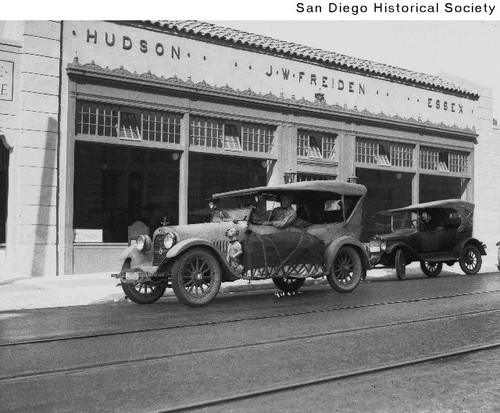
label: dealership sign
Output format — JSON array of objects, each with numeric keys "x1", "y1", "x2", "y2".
[{"x1": 63, "y1": 22, "x2": 476, "y2": 129}]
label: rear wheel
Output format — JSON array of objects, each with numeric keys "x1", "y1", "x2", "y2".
[
  {"x1": 459, "y1": 245, "x2": 482, "y2": 275},
  {"x1": 327, "y1": 246, "x2": 363, "y2": 293},
  {"x1": 171, "y1": 248, "x2": 222, "y2": 307},
  {"x1": 395, "y1": 249, "x2": 407, "y2": 280},
  {"x1": 273, "y1": 277, "x2": 305, "y2": 293},
  {"x1": 420, "y1": 261, "x2": 443, "y2": 278},
  {"x1": 120, "y1": 260, "x2": 167, "y2": 304}
]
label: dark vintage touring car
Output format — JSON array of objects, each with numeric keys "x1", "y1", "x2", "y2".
[
  {"x1": 113, "y1": 180, "x2": 371, "y2": 307},
  {"x1": 368, "y1": 199, "x2": 487, "y2": 280}
]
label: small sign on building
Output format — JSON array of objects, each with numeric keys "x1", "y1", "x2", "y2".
[
  {"x1": 74, "y1": 229, "x2": 103, "y2": 243},
  {"x1": 0, "y1": 60, "x2": 14, "y2": 101}
]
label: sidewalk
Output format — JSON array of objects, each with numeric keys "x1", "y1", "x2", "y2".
[{"x1": 1, "y1": 261, "x2": 498, "y2": 312}]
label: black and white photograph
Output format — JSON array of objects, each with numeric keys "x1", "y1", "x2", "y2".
[{"x1": 1, "y1": 2, "x2": 499, "y2": 411}]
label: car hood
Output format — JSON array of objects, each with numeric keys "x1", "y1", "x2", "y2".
[
  {"x1": 374, "y1": 228, "x2": 417, "y2": 242},
  {"x1": 154, "y1": 221, "x2": 246, "y2": 242}
]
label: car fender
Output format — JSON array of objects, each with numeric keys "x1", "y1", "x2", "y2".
[
  {"x1": 118, "y1": 244, "x2": 154, "y2": 269},
  {"x1": 118, "y1": 245, "x2": 136, "y2": 262},
  {"x1": 164, "y1": 238, "x2": 236, "y2": 277},
  {"x1": 325, "y1": 236, "x2": 370, "y2": 273},
  {"x1": 385, "y1": 242, "x2": 419, "y2": 261},
  {"x1": 453, "y1": 237, "x2": 487, "y2": 257}
]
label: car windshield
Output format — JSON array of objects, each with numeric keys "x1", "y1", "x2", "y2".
[
  {"x1": 249, "y1": 193, "x2": 295, "y2": 224},
  {"x1": 211, "y1": 195, "x2": 254, "y2": 222},
  {"x1": 391, "y1": 211, "x2": 415, "y2": 230}
]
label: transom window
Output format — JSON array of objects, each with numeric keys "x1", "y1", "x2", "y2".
[
  {"x1": 141, "y1": 111, "x2": 181, "y2": 144},
  {"x1": 76, "y1": 102, "x2": 181, "y2": 144},
  {"x1": 356, "y1": 138, "x2": 414, "y2": 168},
  {"x1": 190, "y1": 117, "x2": 274, "y2": 153},
  {"x1": 448, "y1": 151, "x2": 469, "y2": 173},
  {"x1": 420, "y1": 147, "x2": 468, "y2": 173},
  {"x1": 355, "y1": 138, "x2": 378, "y2": 164},
  {"x1": 390, "y1": 143, "x2": 414, "y2": 168},
  {"x1": 297, "y1": 130, "x2": 336, "y2": 160}
]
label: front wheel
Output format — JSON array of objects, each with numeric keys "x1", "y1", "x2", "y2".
[
  {"x1": 273, "y1": 277, "x2": 305, "y2": 293},
  {"x1": 395, "y1": 249, "x2": 407, "y2": 280},
  {"x1": 327, "y1": 246, "x2": 363, "y2": 293},
  {"x1": 120, "y1": 261, "x2": 167, "y2": 304},
  {"x1": 171, "y1": 248, "x2": 222, "y2": 307},
  {"x1": 420, "y1": 261, "x2": 443, "y2": 278},
  {"x1": 459, "y1": 245, "x2": 482, "y2": 275}
]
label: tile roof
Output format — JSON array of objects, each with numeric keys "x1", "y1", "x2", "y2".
[{"x1": 142, "y1": 20, "x2": 478, "y2": 98}]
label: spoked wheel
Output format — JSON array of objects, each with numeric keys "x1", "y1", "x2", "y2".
[
  {"x1": 327, "y1": 246, "x2": 363, "y2": 293},
  {"x1": 120, "y1": 261, "x2": 167, "y2": 304},
  {"x1": 459, "y1": 245, "x2": 482, "y2": 275},
  {"x1": 273, "y1": 277, "x2": 305, "y2": 293},
  {"x1": 420, "y1": 261, "x2": 443, "y2": 278},
  {"x1": 395, "y1": 249, "x2": 407, "y2": 280},
  {"x1": 171, "y1": 248, "x2": 221, "y2": 307}
]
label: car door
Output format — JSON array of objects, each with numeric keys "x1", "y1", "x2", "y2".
[
  {"x1": 420, "y1": 227, "x2": 439, "y2": 252},
  {"x1": 436, "y1": 209, "x2": 461, "y2": 252},
  {"x1": 418, "y1": 210, "x2": 439, "y2": 252}
]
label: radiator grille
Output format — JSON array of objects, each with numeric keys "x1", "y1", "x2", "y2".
[
  {"x1": 153, "y1": 234, "x2": 167, "y2": 265},
  {"x1": 212, "y1": 239, "x2": 229, "y2": 254}
]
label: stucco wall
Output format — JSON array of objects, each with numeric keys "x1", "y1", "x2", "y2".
[{"x1": 0, "y1": 21, "x2": 61, "y2": 278}]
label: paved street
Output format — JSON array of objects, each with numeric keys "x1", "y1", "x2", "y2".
[{"x1": 1, "y1": 271, "x2": 499, "y2": 412}]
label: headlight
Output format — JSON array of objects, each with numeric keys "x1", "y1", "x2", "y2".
[
  {"x1": 136, "y1": 235, "x2": 152, "y2": 251},
  {"x1": 380, "y1": 241, "x2": 387, "y2": 251},
  {"x1": 163, "y1": 232, "x2": 176, "y2": 249}
]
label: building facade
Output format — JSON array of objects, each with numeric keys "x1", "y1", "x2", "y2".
[{"x1": 0, "y1": 20, "x2": 499, "y2": 278}]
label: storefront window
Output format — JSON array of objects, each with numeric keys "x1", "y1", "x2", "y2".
[
  {"x1": 0, "y1": 142, "x2": 8, "y2": 244},
  {"x1": 420, "y1": 175, "x2": 467, "y2": 202},
  {"x1": 297, "y1": 130, "x2": 336, "y2": 160},
  {"x1": 188, "y1": 153, "x2": 267, "y2": 223},
  {"x1": 74, "y1": 142, "x2": 179, "y2": 242}
]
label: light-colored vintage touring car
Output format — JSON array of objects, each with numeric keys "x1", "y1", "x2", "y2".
[{"x1": 113, "y1": 180, "x2": 370, "y2": 307}]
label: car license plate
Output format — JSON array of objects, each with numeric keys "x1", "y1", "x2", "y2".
[{"x1": 125, "y1": 271, "x2": 140, "y2": 281}]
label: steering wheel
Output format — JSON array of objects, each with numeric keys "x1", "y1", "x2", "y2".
[{"x1": 411, "y1": 219, "x2": 425, "y2": 231}]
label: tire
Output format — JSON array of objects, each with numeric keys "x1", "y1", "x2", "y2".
[
  {"x1": 327, "y1": 246, "x2": 363, "y2": 293},
  {"x1": 459, "y1": 245, "x2": 482, "y2": 275},
  {"x1": 120, "y1": 260, "x2": 167, "y2": 304},
  {"x1": 395, "y1": 249, "x2": 407, "y2": 280},
  {"x1": 273, "y1": 277, "x2": 305, "y2": 293},
  {"x1": 420, "y1": 261, "x2": 443, "y2": 278},
  {"x1": 171, "y1": 248, "x2": 222, "y2": 307}
]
